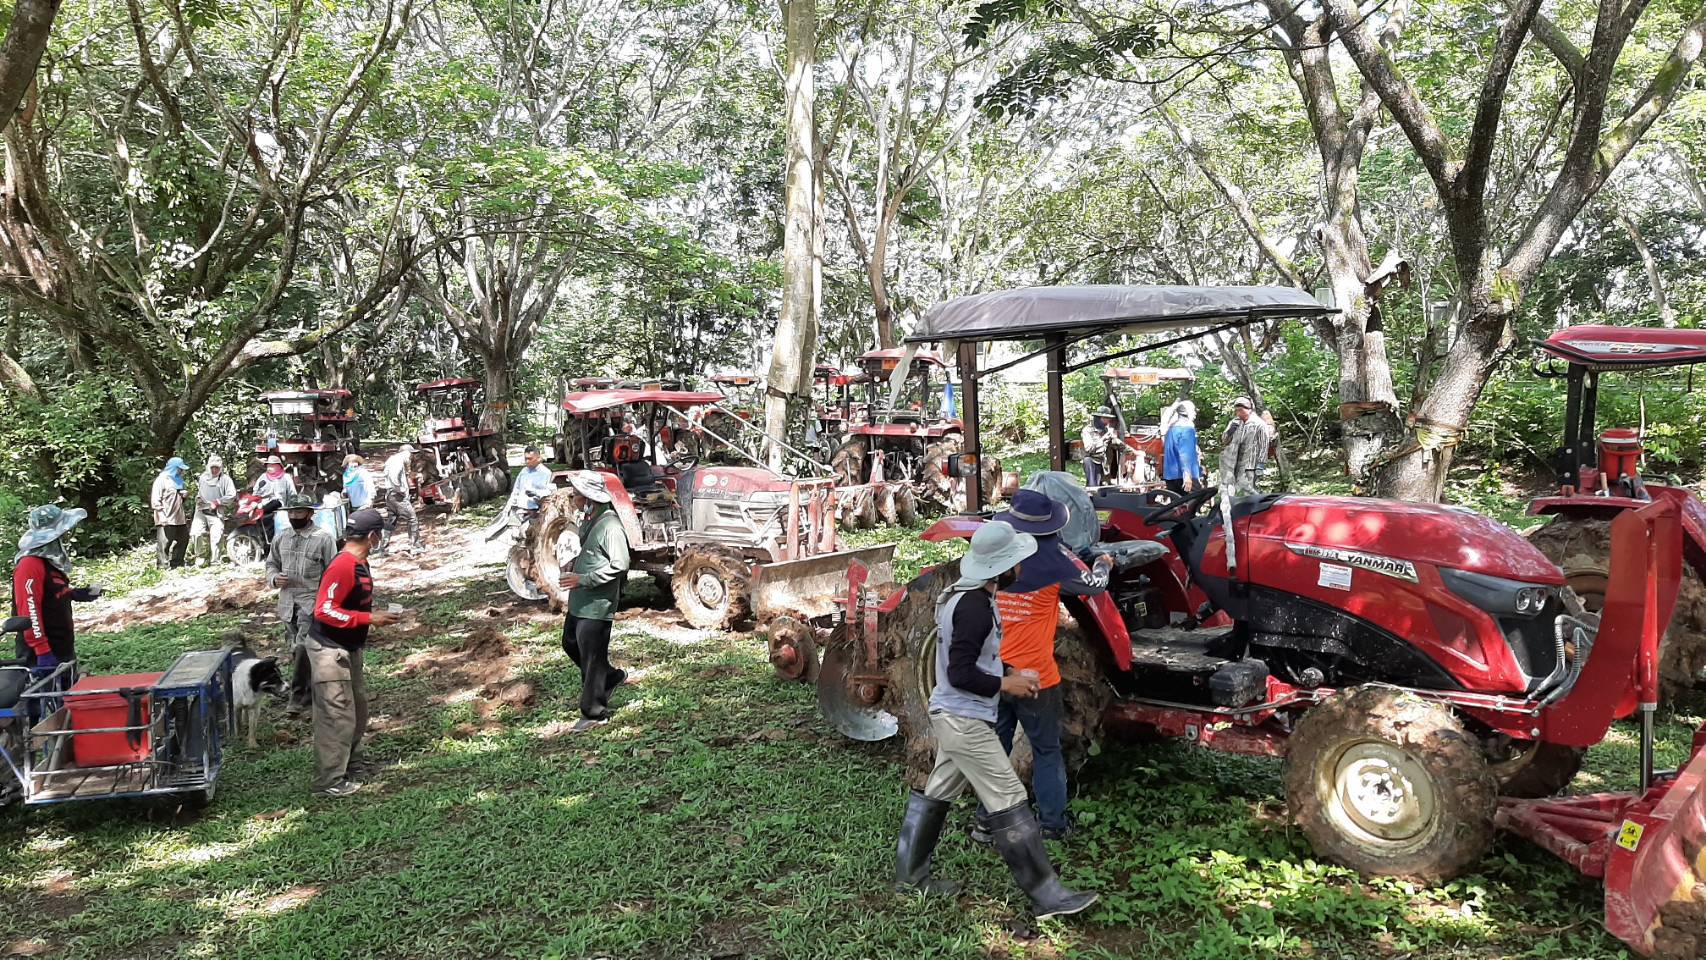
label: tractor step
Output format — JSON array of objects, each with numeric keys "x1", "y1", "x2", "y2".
[{"x1": 1127, "y1": 626, "x2": 1238, "y2": 674}]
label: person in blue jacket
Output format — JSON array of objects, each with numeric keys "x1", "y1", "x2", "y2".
[{"x1": 1161, "y1": 400, "x2": 1201, "y2": 494}]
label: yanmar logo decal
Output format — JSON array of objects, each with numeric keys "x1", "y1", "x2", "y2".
[
  {"x1": 1569, "y1": 340, "x2": 1688, "y2": 355},
  {"x1": 1284, "y1": 543, "x2": 1419, "y2": 583}
]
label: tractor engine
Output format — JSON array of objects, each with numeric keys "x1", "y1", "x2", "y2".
[{"x1": 1174, "y1": 495, "x2": 1582, "y2": 698}]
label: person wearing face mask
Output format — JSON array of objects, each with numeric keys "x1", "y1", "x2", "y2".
[
  {"x1": 892, "y1": 520, "x2": 1098, "y2": 920},
  {"x1": 191, "y1": 455, "x2": 237, "y2": 565},
  {"x1": 267, "y1": 494, "x2": 338, "y2": 717},
  {"x1": 151, "y1": 456, "x2": 191, "y2": 569},
  {"x1": 10, "y1": 505, "x2": 103, "y2": 673},
  {"x1": 252, "y1": 455, "x2": 297, "y2": 549},
  {"x1": 341, "y1": 454, "x2": 374, "y2": 511},
  {"x1": 557, "y1": 471, "x2": 630, "y2": 731}
]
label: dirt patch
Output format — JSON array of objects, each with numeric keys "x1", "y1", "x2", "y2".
[
  {"x1": 398, "y1": 625, "x2": 514, "y2": 692},
  {"x1": 81, "y1": 575, "x2": 273, "y2": 633}
]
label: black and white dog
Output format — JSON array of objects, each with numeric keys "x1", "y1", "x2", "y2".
[{"x1": 230, "y1": 648, "x2": 288, "y2": 748}]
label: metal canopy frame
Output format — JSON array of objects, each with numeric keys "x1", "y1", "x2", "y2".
[{"x1": 904, "y1": 285, "x2": 1333, "y2": 509}]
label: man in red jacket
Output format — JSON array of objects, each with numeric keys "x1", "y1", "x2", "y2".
[
  {"x1": 306, "y1": 508, "x2": 399, "y2": 798},
  {"x1": 11, "y1": 505, "x2": 102, "y2": 670}
]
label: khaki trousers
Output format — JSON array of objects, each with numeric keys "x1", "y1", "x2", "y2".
[
  {"x1": 922, "y1": 711, "x2": 1029, "y2": 812},
  {"x1": 307, "y1": 640, "x2": 367, "y2": 791}
]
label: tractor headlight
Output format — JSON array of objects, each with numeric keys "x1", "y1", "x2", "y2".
[{"x1": 1514, "y1": 586, "x2": 1551, "y2": 616}]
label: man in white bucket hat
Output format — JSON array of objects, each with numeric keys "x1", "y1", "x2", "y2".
[{"x1": 892, "y1": 520, "x2": 1098, "y2": 919}]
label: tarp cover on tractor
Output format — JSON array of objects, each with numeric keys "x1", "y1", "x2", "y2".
[
  {"x1": 1538, "y1": 324, "x2": 1706, "y2": 369},
  {"x1": 415, "y1": 377, "x2": 479, "y2": 393},
  {"x1": 906, "y1": 285, "x2": 1333, "y2": 344},
  {"x1": 561, "y1": 389, "x2": 725, "y2": 414}
]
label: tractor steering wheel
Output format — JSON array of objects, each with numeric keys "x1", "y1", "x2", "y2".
[
  {"x1": 1138, "y1": 485, "x2": 1218, "y2": 526},
  {"x1": 666, "y1": 432, "x2": 701, "y2": 472}
]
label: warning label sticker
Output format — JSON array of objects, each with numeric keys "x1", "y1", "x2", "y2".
[
  {"x1": 1616, "y1": 820, "x2": 1644, "y2": 852},
  {"x1": 1318, "y1": 563, "x2": 1353, "y2": 591}
]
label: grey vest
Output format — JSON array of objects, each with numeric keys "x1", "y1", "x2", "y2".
[{"x1": 929, "y1": 586, "x2": 1003, "y2": 723}]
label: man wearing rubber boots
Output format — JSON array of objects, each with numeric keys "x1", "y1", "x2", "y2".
[
  {"x1": 893, "y1": 520, "x2": 1098, "y2": 919},
  {"x1": 306, "y1": 509, "x2": 400, "y2": 797},
  {"x1": 558, "y1": 471, "x2": 629, "y2": 732},
  {"x1": 982, "y1": 488, "x2": 1112, "y2": 841}
]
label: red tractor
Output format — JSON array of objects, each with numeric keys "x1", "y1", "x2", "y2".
[
  {"x1": 510, "y1": 386, "x2": 896, "y2": 678},
  {"x1": 811, "y1": 362, "x2": 853, "y2": 452},
  {"x1": 815, "y1": 286, "x2": 1706, "y2": 957},
  {"x1": 411, "y1": 378, "x2": 508, "y2": 509},
  {"x1": 253, "y1": 388, "x2": 359, "y2": 490},
  {"x1": 1525, "y1": 324, "x2": 1706, "y2": 698},
  {"x1": 1082, "y1": 365, "x2": 1196, "y2": 487},
  {"x1": 829, "y1": 347, "x2": 1002, "y2": 528}
]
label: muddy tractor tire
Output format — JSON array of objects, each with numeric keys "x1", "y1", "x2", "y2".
[
  {"x1": 831, "y1": 438, "x2": 870, "y2": 488},
  {"x1": 883, "y1": 563, "x2": 1112, "y2": 789},
  {"x1": 763, "y1": 615, "x2": 819, "y2": 682},
  {"x1": 894, "y1": 487, "x2": 920, "y2": 526},
  {"x1": 1283, "y1": 686, "x2": 1497, "y2": 882},
  {"x1": 1527, "y1": 515, "x2": 1706, "y2": 700},
  {"x1": 529, "y1": 492, "x2": 584, "y2": 612},
  {"x1": 1485, "y1": 739, "x2": 1588, "y2": 799},
  {"x1": 672, "y1": 547, "x2": 752, "y2": 630}
]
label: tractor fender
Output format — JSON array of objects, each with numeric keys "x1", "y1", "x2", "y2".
[
  {"x1": 917, "y1": 516, "x2": 1133, "y2": 670},
  {"x1": 1539, "y1": 498, "x2": 1683, "y2": 748}
]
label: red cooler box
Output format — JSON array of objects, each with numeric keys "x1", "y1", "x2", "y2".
[{"x1": 67, "y1": 672, "x2": 164, "y2": 766}]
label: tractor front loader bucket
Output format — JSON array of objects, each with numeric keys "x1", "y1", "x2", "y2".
[
  {"x1": 1606, "y1": 746, "x2": 1706, "y2": 958},
  {"x1": 751, "y1": 544, "x2": 896, "y2": 622}
]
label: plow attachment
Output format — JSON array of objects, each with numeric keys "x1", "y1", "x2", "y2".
[
  {"x1": 1499, "y1": 747, "x2": 1706, "y2": 958},
  {"x1": 750, "y1": 544, "x2": 896, "y2": 622},
  {"x1": 422, "y1": 464, "x2": 510, "y2": 510}
]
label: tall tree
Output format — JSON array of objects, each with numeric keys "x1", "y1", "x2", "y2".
[
  {"x1": 762, "y1": 0, "x2": 820, "y2": 467},
  {"x1": 0, "y1": 0, "x2": 58, "y2": 138}
]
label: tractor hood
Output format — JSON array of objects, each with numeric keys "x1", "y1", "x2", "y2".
[
  {"x1": 681, "y1": 466, "x2": 795, "y2": 498},
  {"x1": 1245, "y1": 495, "x2": 1566, "y2": 585}
]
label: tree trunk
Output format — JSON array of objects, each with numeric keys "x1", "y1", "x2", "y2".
[
  {"x1": 761, "y1": 0, "x2": 819, "y2": 470},
  {"x1": 1371, "y1": 302, "x2": 1508, "y2": 501},
  {"x1": 1318, "y1": 227, "x2": 1405, "y2": 482},
  {"x1": 479, "y1": 348, "x2": 513, "y2": 440},
  {"x1": 0, "y1": 0, "x2": 58, "y2": 140},
  {"x1": 1616, "y1": 208, "x2": 1674, "y2": 326}
]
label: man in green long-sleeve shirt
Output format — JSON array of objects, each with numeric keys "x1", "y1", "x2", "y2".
[{"x1": 558, "y1": 471, "x2": 631, "y2": 730}]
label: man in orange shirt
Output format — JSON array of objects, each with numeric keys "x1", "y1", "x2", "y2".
[{"x1": 985, "y1": 488, "x2": 1111, "y2": 840}]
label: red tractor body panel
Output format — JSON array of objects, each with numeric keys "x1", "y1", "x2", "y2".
[{"x1": 1538, "y1": 324, "x2": 1706, "y2": 368}]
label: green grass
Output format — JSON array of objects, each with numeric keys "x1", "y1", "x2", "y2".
[{"x1": 1, "y1": 587, "x2": 1671, "y2": 960}]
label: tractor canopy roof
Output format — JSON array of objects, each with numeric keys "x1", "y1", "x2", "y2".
[
  {"x1": 1103, "y1": 365, "x2": 1195, "y2": 384},
  {"x1": 414, "y1": 377, "x2": 480, "y2": 394},
  {"x1": 561, "y1": 388, "x2": 725, "y2": 414},
  {"x1": 1537, "y1": 325, "x2": 1706, "y2": 370},
  {"x1": 261, "y1": 388, "x2": 352, "y2": 402},
  {"x1": 905, "y1": 284, "x2": 1332, "y2": 344},
  {"x1": 859, "y1": 346, "x2": 946, "y2": 366}
]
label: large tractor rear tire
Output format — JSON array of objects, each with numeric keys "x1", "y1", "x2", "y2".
[
  {"x1": 1528, "y1": 515, "x2": 1706, "y2": 700},
  {"x1": 529, "y1": 493, "x2": 584, "y2": 612},
  {"x1": 672, "y1": 547, "x2": 752, "y2": 630},
  {"x1": 882, "y1": 563, "x2": 1111, "y2": 788},
  {"x1": 831, "y1": 438, "x2": 869, "y2": 487},
  {"x1": 1284, "y1": 686, "x2": 1497, "y2": 882}
]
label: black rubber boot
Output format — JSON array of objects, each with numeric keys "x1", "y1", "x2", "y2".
[
  {"x1": 982, "y1": 801, "x2": 1098, "y2": 919},
  {"x1": 894, "y1": 791, "x2": 960, "y2": 895}
]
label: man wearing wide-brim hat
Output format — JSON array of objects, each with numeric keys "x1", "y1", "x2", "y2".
[
  {"x1": 10, "y1": 505, "x2": 103, "y2": 672},
  {"x1": 892, "y1": 520, "x2": 1098, "y2": 920},
  {"x1": 979, "y1": 488, "x2": 1114, "y2": 842},
  {"x1": 557, "y1": 471, "x2": 630, "y2": 731},
  {"x1": 1079, "y1": 406, "x2": 1121, "y2": 488}
]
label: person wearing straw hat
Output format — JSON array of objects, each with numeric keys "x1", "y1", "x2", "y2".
[
  {"x1": 10, "y1": 505, "x2": 102, "y2": 670},
  {"x1": 151, "y1": 456, "x2": 191, "y2": 569},
  {"x1": 558, "y1": 470, "x2": 630, "y2": 731},
  {"x1": 893, "y1": 520, "x2": 1098, "y2": 920},
  {"x1": 974, "y1": 489, "x2": 1113, "y2": 841},
  {"x1": 191, "y1": 455, "x2": 237, "y2": 565},
  {"x1": 1079, "y1": 407, "x2": 1121, "y2": 488},
  {"x1": 341, "y1": 454, "x2": 374, "y2": 511}
]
